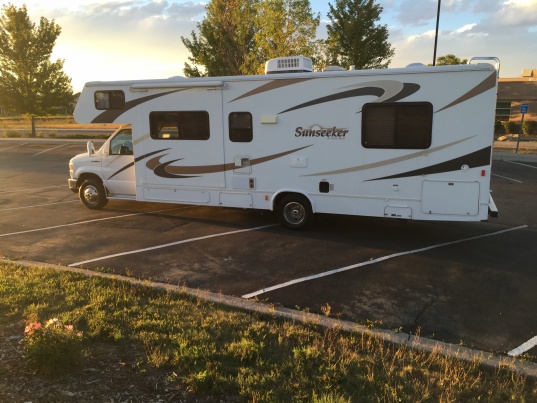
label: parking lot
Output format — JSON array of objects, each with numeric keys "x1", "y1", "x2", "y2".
[{"x1": 1, "y1": 138, "x2": 536, "y2": 358}]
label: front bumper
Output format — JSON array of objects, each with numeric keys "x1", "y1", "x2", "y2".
[{"x1": 68, "y1": 178, "x2": 78, "y2": 192}]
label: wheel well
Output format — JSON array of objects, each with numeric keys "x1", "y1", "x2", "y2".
[
  {"x1": 273, "y1": 191, "x2": 314, "y2": 213},
  {"x1": 76, "y1": 173, "x2": 103, "y2": 189}
]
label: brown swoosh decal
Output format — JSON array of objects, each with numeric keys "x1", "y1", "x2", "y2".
[
  {"x1": 278, "y1": 82, "x2": 421, "y2": 115},
  {"x1": 229, "y1": 78, "x2": 315, "y2": 103},
  {"x1": 436, "y1": 72, "x2": 496, "y2": 113},
  {"x1": 366, "y1": 147, "x2": 491, "y2": 181},
  {"x1": 147, "y1": 145, "x2": 312, "y2": 178},
  {"x1": 302, "y1": 136, "x2": 475, "y2": 177},
  {"x1": 92, "y1": 90, "x2": 184, "y2": 123}
]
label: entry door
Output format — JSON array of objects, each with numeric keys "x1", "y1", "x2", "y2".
[
  {"x1": 141, "y1": 88, "x2": 225, "y2": 190},
  {"x1": 102, "y1": 128, "x2": 136, "y2": 196}
]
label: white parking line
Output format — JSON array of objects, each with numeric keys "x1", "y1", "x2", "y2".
[
  {"x1": 242, "y1": 225, "x2": 529, "y2": 299},
  {"x1": 492, "y1": 173, "x2": 523, "y2": 183},
  {"x1": 68, "y1": 224, "x2": 278, "y2": 267},
  {"x1": 32, "y1": 144, "x2": 66, "y2": 156},
  {"x1": 508, "y1": 336, "x2": 537, "y2": 357},
  {"x1": 0, "y1": 185, "x2": 63, "y2": 194},
  {"x1": 0, "y1": 207, "x2": 186, "y2": 237},
  {"x1": 505, "y1": 160, "x2": 537, "y2": 170},
  {"x1": 0, "y1": 200, "x2": 78, "y2": 212},
  {"x1": 0, "y1": 143, "x2": 28, "y2": 152}
]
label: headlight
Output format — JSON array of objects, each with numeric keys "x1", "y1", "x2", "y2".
[{"x1": 69, "y1": 162, "x2": 74, "y2": 178}]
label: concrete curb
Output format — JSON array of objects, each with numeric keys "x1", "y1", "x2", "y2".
[
  {"x1": 3, "y1": 258, "x2": 537, "y2": 379},
  {"x1": 493, "y1": 152, "x2": 537, "y2": 163}
]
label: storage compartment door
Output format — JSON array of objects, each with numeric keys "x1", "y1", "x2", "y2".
[{"x1": 421, "y1": 180, "x2": 480, "y2": 216}]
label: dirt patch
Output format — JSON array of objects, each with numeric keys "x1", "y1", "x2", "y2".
[{"x1": 0, "y1": 322, "x2": 216, "y2": 403}]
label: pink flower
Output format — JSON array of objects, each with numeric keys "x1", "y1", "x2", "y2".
[
  {"x1": 65, "y1": 325, "x2": 74, "y2": 331},
  {"x1": 24, "y1": 322, "x2": 42, "y2": 336}
]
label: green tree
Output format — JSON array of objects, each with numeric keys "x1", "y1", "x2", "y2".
[
  {"x1": 0, "y1": 4, "x2": 73, "y2": 115},
  {"x1": 181, "y1": 0, "x2": 320, "y2": 76},
  {"x1": 325, "y1": 0, "x2": 394, "y2": 70},
  {"x1": 434, "y1": 54, "x2": 468, "y2": 66},
  {"x1": 181, "y1": 0, "x2": 258, "y2": 77},
  {"x1": 251, "y1": 0, "x2": 320, "y2": 73}
]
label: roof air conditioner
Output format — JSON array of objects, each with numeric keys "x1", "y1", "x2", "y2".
[{"x1": 265, "y1": 56, "x2": 313, "y2": 74}]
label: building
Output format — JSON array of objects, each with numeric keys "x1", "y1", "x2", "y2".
[{"x1": 496, "y1": 69, "x2": 537, "y2": 122}]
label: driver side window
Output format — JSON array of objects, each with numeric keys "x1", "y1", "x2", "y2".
[{"x1": 109, "y1": 129, "x2": 133, "y2": 155}]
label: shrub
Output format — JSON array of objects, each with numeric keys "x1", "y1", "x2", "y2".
[
  {"x1": 494, "y1": 120, "x2": 505, "y2": 135},
  {"x1": 522, "y1": 120, "x2": 537, "y2": 136},
  {"x1": 502, "y1": 121, "x2": 519, "y2": 134},
  {"x1": 21, "y1": 318, "x2": 84, "y2": 375},
  {"x1": 3, "y1": 130, "x2": 22, "y2": 138}
]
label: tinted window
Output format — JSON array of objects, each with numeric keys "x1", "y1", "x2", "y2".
[
  {"x1": 362, "y1": 102, "x2": 432, "y2": 149},
  {"x1": 229, "y1": 112, "x2": 253, "y2": 142},
  {"x1": 150, "y1": 111, "x2": 210, "y2": 140},
  {"x1": 95, "y1": 91, "x2": 125, "y2": 110}
]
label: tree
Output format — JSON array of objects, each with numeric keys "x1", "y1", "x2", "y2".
[
  {"x1": 325, "y1": 0, "x2": 394, "y2": 70},
  {"x1": 434, "y1": 54, "x2": 468, "y2": 66},
  {"x1": 181, "y1": 0, "x2": 258, "y2": 77},
  {"x1": 181, "y1": 0, "x2": 320, "y2": 76},
  {"x1": 251, "y1": 0, "x2": 320, "y2": 73},
  {"x1": 0, "y1": 4, "x2": 73, "y2": 116}
]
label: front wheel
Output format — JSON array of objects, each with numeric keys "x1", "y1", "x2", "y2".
[
  {"x1": 277, "y1": 194, "x2": 313, "y2": 230},
  {"x1": 79, "y1": 178, "x2": 108, "y2": 209}
]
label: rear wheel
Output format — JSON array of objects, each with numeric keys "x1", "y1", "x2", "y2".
[
  {"x1": 79, "y1": 178, "x2": 108, "y2": 209},
  {"x1": 277, "y1": 194, "x2": 313, "y2": 230}
]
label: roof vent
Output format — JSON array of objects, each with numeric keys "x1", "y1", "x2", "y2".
[
  {"x1": 265, "y1": 56, "x2": 313, "y2": 74},
  {"x1": 406, "y1": 63, "x2": 426, "y2": 68},
  {"x1": 324, "y1": 65, "x2": 346, "y2": 72}
]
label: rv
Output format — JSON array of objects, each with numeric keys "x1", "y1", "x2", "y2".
[{"x1": 69, "y1": 56, "x2": 499, "y2": 229}]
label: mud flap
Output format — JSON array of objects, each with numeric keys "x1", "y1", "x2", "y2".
[{"x1": 489, "y1": 194, "x2": 499, "y2": 218}]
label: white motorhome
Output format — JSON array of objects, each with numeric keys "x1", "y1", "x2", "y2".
[{"x1": 69, "y1": 56, "x2": 499, "y2": 229}]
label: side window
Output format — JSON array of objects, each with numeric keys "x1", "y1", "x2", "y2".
[
  {"x1": 362, "y1": 102, "x2": 432, "y2": 149},
  {"x1": 149, "y1": 111, "x2": 210, "y2": 140},
  {"x1": 229, "y1": 112, "x2": 253, "y2": 142},
  {"x1": 95, "y1": 91, "x2": 125, "y2": 110},
  {"x1": 109, "y1": 129, "x2": 133, "y2": 155}
]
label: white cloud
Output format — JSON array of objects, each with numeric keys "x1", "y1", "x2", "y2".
[
  {"x1": 25, "y1": 1, "x2": 207, "y2": 91},
  {"x1": 452, "y1": 23, "x2": 477, "y2": 34}
]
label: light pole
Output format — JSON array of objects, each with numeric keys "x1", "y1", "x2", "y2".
[{"x1": 433, "y1": 0, "x2": 441, "y2": 66}]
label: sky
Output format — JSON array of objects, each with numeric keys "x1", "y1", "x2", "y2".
[{"x1": 7, "y1": 0, "x2": 537, "y2": 92}]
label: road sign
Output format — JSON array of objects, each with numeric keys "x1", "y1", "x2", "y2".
[{"x1": 520, "y1": 103, "x2": 529, "y2": 114}]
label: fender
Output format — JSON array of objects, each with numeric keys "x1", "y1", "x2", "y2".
[{"x1": 271, "y1": 189, "x2": 316, "y2": 213}]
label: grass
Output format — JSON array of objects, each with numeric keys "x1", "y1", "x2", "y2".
[
  {"x1": 0, "y1": 261, "x2": 535, "y2": 402},
  {"x1": 0, "y1": 116, "x2": 118, "y2": 138}
]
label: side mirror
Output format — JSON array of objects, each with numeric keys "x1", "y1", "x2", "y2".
[{"x1": 87, "y1": 141, "x2": 95, "y2": 156}]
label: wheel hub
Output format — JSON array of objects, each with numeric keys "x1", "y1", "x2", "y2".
[{"x1": 83, "y1": 186, "x2": 99, "y2": 204}]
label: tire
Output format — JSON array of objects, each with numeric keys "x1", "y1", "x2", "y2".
[
  {"x1": 277, "y1": 194, "x2": 313, "y2": 230},
  {"x1": 79, "y1": 178, "x2": 108, "y2": 209}
]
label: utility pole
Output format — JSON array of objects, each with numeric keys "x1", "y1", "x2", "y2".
[{"x1": 433, "y1": 0, "x2": 441, "y2": 66}]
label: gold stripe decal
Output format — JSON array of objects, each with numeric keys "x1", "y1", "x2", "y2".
[{"x1": 302, "y1": 136, "x2": 476, "y2": 177}]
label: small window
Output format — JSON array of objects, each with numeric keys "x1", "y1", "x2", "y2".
[
  {"x1": 95, "y1": 91, "x2": 125, "y2": 110},
  {"x1": 495, "y1": 101, "x2": 512, "y2": 119},
  {"x1": 362, "y1": 102, "x2": 432, "y2": 149},
  {"x1": 149, "y1": 111, "x2": 210, "y2": 140},
  {"x1": 229, "y1": 112, "x2": 253, "y2": 142}
]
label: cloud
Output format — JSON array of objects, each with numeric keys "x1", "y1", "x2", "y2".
[
  {"x1": 31, "y1": 1, "x2": 208, "y2": 90},
  {"x1": 485, "y1": 0, "x2": 537, "y2": 29},
  {"x1": 395, "y1": 0, "x2": 438, "y2": 26}
]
